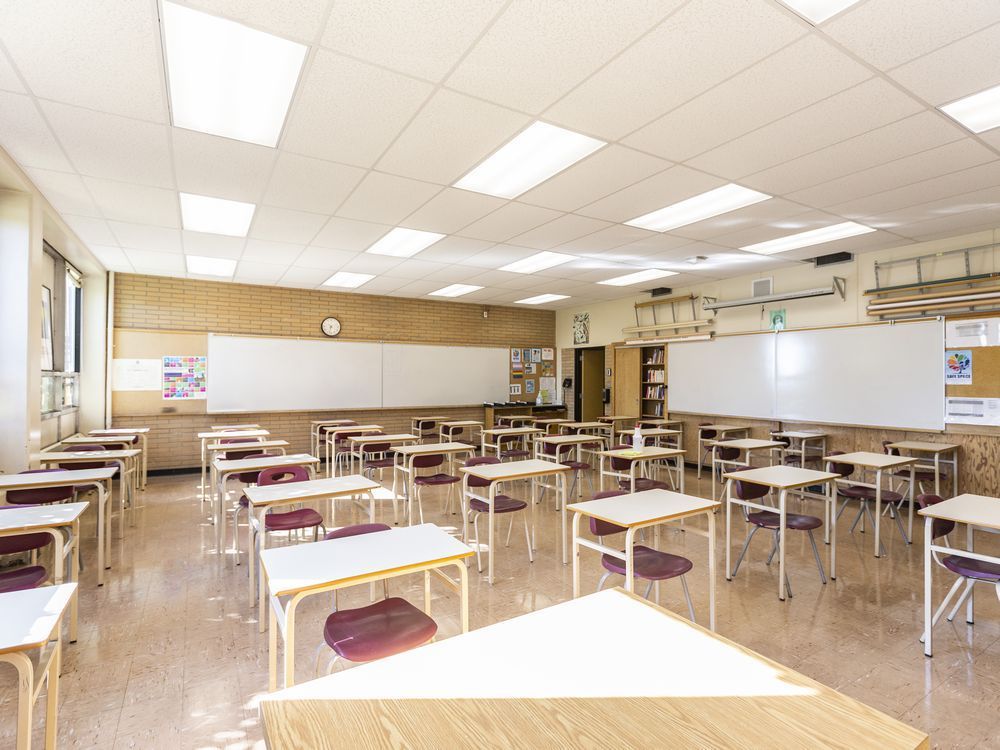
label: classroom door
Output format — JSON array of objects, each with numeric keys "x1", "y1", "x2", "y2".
[
  {"x1": 614, "y1": 346, "x2": 641, "y2": 417},
  {"x1": 576, "y1": 348, "x2": 605, "y2": 422}
]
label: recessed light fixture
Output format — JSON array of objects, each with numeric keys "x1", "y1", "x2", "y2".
[
  {"x1": 186, "y1": 255, "x2": 236, "y2": 277},
  {"x1": 454, "y1": 121, "x2": 606, "y2": 199},
  {"x1": 161, "y1": 1, "x2": 307, "y2": 147},
  {"x1": 429, "y1": 284, "x2": 483, "y2": 298},
  {"x1": 515, "y1": 293, "x2": 570, "y2": 305},
  {"x1": 500, "y1": 251, "x2": 577, "y2": 274},
  {"x1": 322, "y1": 271, "x2": 375, "y2": 288},
  {"x1": 625, "y1": 183, "x2": 771, "y2": 233},
  {"x1": 598, "y1": 268, "x2": 679, "y2": 286},
  {"x1": 741, "y1": 221, "x2": 875, "y2": 255},
  {"x1": 777, "y1": 0, "x2": 862, "y2": 24},
  {"x1": 179, "y1": 192, "x2": 256, "y2": 237},
  {"x1": 940, "y1": 83, "x2": 1000, "y2": 134},
  {"x1": 366, "y1": 227, "x2": 445, "y2": 258}
]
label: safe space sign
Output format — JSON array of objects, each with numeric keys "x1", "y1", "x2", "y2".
[{"x1": 945, "y1": 350, "x2": 972, "y2": 385}]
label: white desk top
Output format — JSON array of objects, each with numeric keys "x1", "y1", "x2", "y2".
[
  {"x1": 348, "y1": 433, "x2": 417, "y2": 444},
  {"x1": 531, "y1": 418, "x2": 570, "y2": 424},
  {"x1": 90, "y1": 427, "x2": 150, "y2": 434},
  {"x1": 698, "y1": 424, "x2": 746, "y2": 432},
  {"x1": 723, "y1": 465, "x2": 840, "y2": 490},
  {"x1": 325, "y1": 424, "x2": 382, "y2": 433},
  {"x1": 482, "y1": 426, "x2": 544, "y2": 436},
  {"x1": 0, "y1": 584, "x2": 77, "y2": 655},
  {"x1": 412, "y1": 416, "x2": 449, "y2": 422},
  {"x1": 616, "y1": 428, "x2": 680, "y2": 437},
  {"x1": 562, "y1": 421, "x2": 610, "y2": 430},
  {"x1": 207, "y1": 440, "x2": 289, "y2": 452},
  {"x1": 568, "y1": 489, "x2": 718, "y2": 527},
  {"x1": 394, "y1": 442, "x2": 475, "y2": 456},
  {"x1": 537, "y1": 434, "x2": 601, "y2": 445},
  {"x1": 244, "y1": 475, "x2": 379, "y2": 507},
  {"x1": 600, "y1": 446, "x2": 684, "y2": 460},
  {"x1": 711, "y1": 439, "x2": 784, "y2": 451},
  {"x1": 211, "y1": 423, "x2": 261, "y2": 430},
  {"x1": 824, "y1": 451, "x2": 917, "y2": 469},
  {"x1": 637, "y1": 418, "x2": 683, "y2": 426},
  {"x1": 461, "y1": 458, "x2": 570, "y2": 481},
  {"x1": 0, "y1": 467, "x2": 117, "y2": 489},
  {"x1": 0, "y1": 501, "x2": 89, "y2": 532},
  {"x1": 597, "y1": 415, "x2": 632, "y2": 422},
  {"x1": 198, "y1": 429, "x2": 269, "y2": 440},
  {"x1": 919, "y1": 494, "x2": 1000, "y2": 531},
  {"x1": 214, "y1": 453, "x2": 318, "y2": 472},
  {"x1": 311, "y1": 419, "x2": 356, "y2": 426},
  {"x1": 62, "y1": 435, "x2": 137, "y2": 446},
  {"x1": 261, "y1": 523, "x2": 472, "y2": 598},
  {"x1": 439, "y1": 420, "x2": 483, "y2": 427},
  {"x1": 887, "y1": 441, "x2": 960, "y2": 453},
  {"x1": 39, "y1": 449, "x2": 140, "y2": 461},
  {"x1": 772, "y1": 431, "x2": 827, "y2": 439}
]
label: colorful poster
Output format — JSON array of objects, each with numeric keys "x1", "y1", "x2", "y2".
[
  {"x1": 525, "y1": 379, "x2": 535, "y2": 394},
  {"x1": 522, "y1": 348, "x2": 531, "y2": 362},
  {"x1": 526, "y1": 362, "x2": 537, "y2": 375},
  {"x1": 512, "y1": 362, "x2": 523, "y2": 372},
  {"x1": 511, "y1": 348, "x2": 521, "y2": 364},
  {"x1": 163, "y1": 355, "x2": 207, "y2": 399},
  {"x1": 530, "y1": 348, "x2": 542, "y2": 363},
  {"x1": 573, "y1": 313, "x2": 590, "y2": 345},
  {"x1": 542, "y1": 347, "x2": 554, "y2": 360},
  {"x1": 945, "y1": 350, "x2": 972, "y2": 384}
]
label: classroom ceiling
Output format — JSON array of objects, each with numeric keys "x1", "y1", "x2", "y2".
[{"x1": 1, "y1": 0, "x2": 1000, "y2": 308}]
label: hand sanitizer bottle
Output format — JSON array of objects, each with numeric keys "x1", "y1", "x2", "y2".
[{"x1": 632, "y1": 424, "x2": 644, "y2": 450}]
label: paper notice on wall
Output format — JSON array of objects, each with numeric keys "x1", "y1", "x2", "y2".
[
  {"x1": 539, "y1": 377, "x2": 556, "y2": 403},
  {"x1": 112, "y1": 358, "x2": 162, "y2": 391},
  {"x1": 945, "y1": 397, "x2": 1000, "y2": 426}
]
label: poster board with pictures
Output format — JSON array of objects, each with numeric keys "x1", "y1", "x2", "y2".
[
  {"x1": 112, "y1": 329, "x2": 208, "y2": 416},
  {"x1": 943, "y1": 316, "x2": 1000, "y2": 424},
  {"x1": 510, "y1": 345, "x2": 557, "y2": 402}
]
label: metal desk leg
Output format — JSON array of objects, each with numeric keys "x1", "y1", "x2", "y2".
[{"x1": 923, "y1": 516, "x2": 933, "y2": 657}]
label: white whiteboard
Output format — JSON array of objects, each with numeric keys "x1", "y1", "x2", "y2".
[
  {"x1": 776, "y1": 320, "x2": 944, "y2": 430},
  {"x1": 382, "y1": 344, "x2": 509, "y2": 408},
  {"x1": 667, "y1": 335, "x2": 776, "y2": 419},
  {"x1": 207, "y1": 335, "x2": 382, "y2": 413}
]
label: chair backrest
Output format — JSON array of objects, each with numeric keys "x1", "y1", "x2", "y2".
[
  {"x1": 235, "y1": 453, "x2": 271, "y2": 484},
  {"x1": 0, "y1": 504, "x2": 52, "y2": 555},
  {"x1": 730, "y1": 469, "x2": 769, "y2": 501},
  {"x1": 825, "y1": 450, "x2": 854, "y2": 478},
  {"x1": 609, "y1": 444, "x2": 633, "y2": 472},
  {"x1": 322, "y1": 420, "x2": 357, "y2": 433},
  {"x1": 465, "y1": 455, "x2": 499, "y2": 488},
  {"x1": 717, "y1": 446, "x2": 740, "y2": 462},
  {"x1": 325, "y1": 522, "x2": 390, "y2": 540},
  {"x1": 221, "y1": 437, "x2": 262, "y2": 461},
  {"x1": 444, "y1": 426, "x2": 464, "y2": 439},
  {"x1": 6, "y1": 469, "x2": 74, "y2": 505},
  {"x1": 416, "y1": 420, "x2": 436, "y2": 432},
  {"x1": 60, "y1": 444, "x2": 107, "y2": 470},
  {"x1": 699, "y1": 423, "x2": 717, "y2": 440},
  {"x1": 771, "y1": 433, "x2": 790, "y2": 448},
  {"x1": 413, "y1": 453, "x2": 444, "y2": 470},
  {"x1": 589, "y1": 489, "x2": 628, "y2": 536},
  {"x1": 882, "y1": 440, "x2": 900, "y2": 456},
  {"x1": 258, "y1": 465, "x2": 310, "y2": 486},
  {"x1": 498, "y1": 434, "x2": 522, "y2": 447},
  {"x1": 916, "y1": 494, "x2": 955, "y2": 539}
]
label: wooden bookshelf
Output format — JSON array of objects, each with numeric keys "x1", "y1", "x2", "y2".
[{"x1": 639, "y1": 345, "x2": 667, "y2": 418}]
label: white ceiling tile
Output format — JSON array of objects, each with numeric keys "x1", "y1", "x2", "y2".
[
  {"x1": 171, "y1": 129, "x2": 277, "y2": 202},
  {"x1": 401, "y1": 188, "x2": 506, "y2": 234},
  {"x1": 123, "y1": 248, "x2": 186, "y2": 273},
  {"x1": 545, "y1": 0, "x2": 805, "y2": 140},
  {"x1": 508, "y1": 214, "x2": 611, "y2": 250},
  {"x1": 61, "y1": 215, "x2": 117, "y2": 246},
  {"x1": 823, "y1": 0, "x2": 1000, "y2": 70},
  {"x1": 0, "y1": 92, "x2": 73, "y2": 171},
  {"x1": 417, "y1": 264, "x2": 484, "y2": 283},
  {"x1": 84, "y1": 178, "x2": 180, "y2": 227},
  {"x1": 891, "y1": 207, "x2": 1000, "y2": 242},
  {"x1": 181, "y1": 230, "x2": 246, "y2": 258},
  {"x1": 624, "y1": 35, "x2": 872, "y2": 161},
  {"x1": 108, "y1": 222, "x2": 183, "y2": 254},
  {"x1": 385, "y1": 279, "x2": 442, "y2": 297},
  {"x1": 557, "y1": 224, "x2": 657, "y2": 254},
  {"x1": 234, "y1": 260, "x2": 287, "y2": 283},
  {"x1": 709, "y1": 211, "x2": 855, "y2": 250},
  {"x1": 668, "y1": 199, "x2": 813, "y2": 242},
  {"x1": 0, "y1": 0, "x2": 165, "y2": 121},
  {"x1": 179, "y1": 0, "x2": 331, "y2": 42},
  {"x1": 24, "y1": 168, "x2": 100, "y2": 216},
  {"x1": 344, "y1": 275, "x2": 407, "y2": 294},
  {"x1": 458, "y1": 203, "x2": 563, "y2": 242},
  {"x1": 311, "y1": 217, "x2": 392, "y2": 251},
  {"x1": 380, "y1": 259, "x2": 448, "y2": 280},
  {"x1": 321, "y1": 0, "x2": 505, "y2": 82},
  {"x1": 249, "y1": 206, "x2": 328, "y2": 244},
  {"x1": 88, "y1": 245, "x2": 134, "y2": 272},
  {"x1": 376, "y1": 89, "x2": 529, "y2": 184},
  {"x1": 889, "y1": 23, "x2": 1000, "y2": 106},
  {"x1": 279, "y1": 265, "x2": 331, "y2": 285},
  {"x1": 519, "y1": 145, "x2": 671, "y2": 213},
  {"x1": 282, "y1": 50, "x2": 433, "y2": 167},
  {"x1": 293, "y1": 247, "x2": 357, "y2": 270},
  {"x1": 461, "y1": 267, "x2": 533, "y2": 285},
  {"x1": 412, "y1": 236, "x2": 494, "y2": 263},
  {"x1": 447, "y1": 0, "x2": 684, "y2": 114},
  {"x1": 335, "y1": 172, "x2": 440, "y2": 224},
  {"x1": 576, "y1": 165, "x2": 723, "y2": 223},
  {"x1": 241, "y1": 239, "x2": 305, "y2": 264},
  {"x1": 42, "y1": 101, "x2": 173, "y2": 188},
  {"x1": 338, "y1": 254, "x2": 405, "y2": 275},
  {"x1": 980, "y1": 129, "x2": 1000, "y2": 152},
  {"x1": 688, "y1": 79, "x2": 925, "y2": 179},
  {"x1": 0, "y1": 46, "x2": 24, "y2": 93},
  {"x1": 595, "y1": 232, "x2": 692, "y2": 261},
  {"x1": 262, "y1": 153, "x2": 366, "y2": 215}
]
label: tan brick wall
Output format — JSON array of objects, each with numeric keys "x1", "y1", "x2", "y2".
[{"x1": 113, "y1": 274, "x2": 555, "y2": 470}]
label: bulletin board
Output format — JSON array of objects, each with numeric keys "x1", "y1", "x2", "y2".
[
  {"x1": 112, "y1": 329, "x2": 208, "y2": 416},
  {"x1": 945, "y1": 316, "x2": 1000, "y2": 399},
  {"x1": 509, "y1": 346, "x2": 556, "y2": 401}
]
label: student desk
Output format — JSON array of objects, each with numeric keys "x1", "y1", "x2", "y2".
[
  {"x1": 615, "y1": 427, "x2": 681, "y2": 448},
  {"x1": 213, "y1": 454, "x2": 319, "y2": 550},
  {"x1": 598, "y1": 445, "x2": 685, "y2": 495},
  {"x1": 824, "y1": 451, "x2": 917, "y2": 557},
  {"x1": 211, "y1": 423, "x2": 261, "y2": 430},
  {"x1": 569, "y1": 489, "x2": 718, "y2": 628},
  {"x1": 410, "y1": 416, "x2": 449, "y2": 438},
  {"x1": 60, "y1": 435, "x2": 141, "y2": 490},
  {"x1": 37, "y1": 450, "x2": 140, "y2": 536},
  {"x1": 696, "y1": 424, "x2": 750, "y2": 478},
  {"x1": 438, "y1": 420, "x2": 483, "y2": 445},
  {"x1": 460, "y1": 459, "x2": 571, "y2": 584},
  {"x1": 245, "y1": 474, "x2": 380, "y2": 614},
  {"x1": 531, "y1": 417, "x2": 571, "y2": 434},
  {"x1": 325, "y1": 425, "x2": 383, "y2": 477},
  {"x1": 346, "y1": 433, "x2": 418, "y2": 479},
  {"x1": 636, "y1": 417, "x2": 685, "y2": 443},
  {"x1": 260, "y1": 523, "x2": 472, "y2": 690},
  {"x1": 197, "y1": 429, "x2": 269, "y2": 502},
  {"x1": 259, "y1": 587, "x2": 928, "y2": 750},
  {"x1": 207, "y1": 440, "x2": 289, "y2": 509},
  {"x1": 597, "y1": 414, "x2": 635, "y2": 430},
  {"x1": 710, "y1": 438, "x2": 785, "y2": 501},
  {"x1": 723, "y1": 465, "x2": 840, "y2": 601},
  {"x1": 496, "y1": 414, "x2": 536, "y2": 428},
  {"x1": 558, "y1": 420, "x2": 614, "y2": 448},
  {"x1": 89, "y1": 427, "x2": 150, "y2": 488},
  {"x1": 0, "y1": 468, "x2": 115, "y2": 586},
  {"x1": 310, "y1": 419, "x2": 356, "y2": 458},
  {"x1": 0, "y1": 584, "x2": 77, "y2": 750},
  {"x1": 480, "y1": 426, "x2": 543, "y2": 458},
  {"x1": 771, "y1": 430, "x2": 828, "y2": 468},
  {"x1": 393, "y1": 442, "x2": 476, "y2": 524},
  {"x1": 886, "y1": 441, "x2": 960, "y2": 498}
]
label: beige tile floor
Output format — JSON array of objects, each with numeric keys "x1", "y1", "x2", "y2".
[{"x1": 1, "y1": 466, "x2": 998, "y2": 749}]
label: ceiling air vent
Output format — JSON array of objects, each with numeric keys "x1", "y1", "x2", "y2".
[
  {"x1": 814, "y1": 251, "x2": 854, "y2": 267},
  {"x1": 751, "y1": 277, "x2": 773, "y2": 298}
]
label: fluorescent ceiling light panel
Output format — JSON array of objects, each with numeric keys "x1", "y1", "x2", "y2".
[
  {"x1": 161, "y1": 1, "x2": 307, "y2": 147},
  {"x1": 179, "y1": 192, "x2": 256, "y2": 237},
  {"x1": 741, "y1": 221, "x2": 875, "y2": 255},
  {"x1": 599, "y1": 268, "x2": 679, "y2": 286},
  {"x1": 367, "y1": 228, "x2": 445, "y2": 258},
  {"x1": 186, "y1": 255, "x2": 236, "y2": 277},
  {"x1": 940, "y1": 83, "x2": 1000, "y2": 133},
  {"x1": 428, "y1": 284, "x2": 483, "y2": 298},
  {"x1": 625, "y1": 184, "x2": 771, "y2": 233},
  {"x1": 515, "y1": 294, "x2": 570, "y2": 305},
  {"x1": 454, "y1": 121, "x2": 606, "y2": 199},
  {"x1": 500, "y1": 251, "x2": 577, "y2": 274},
  {"x1": 323, "y1": 271, "x2": 375, "y2": 288},
  {"x1": 777, "y1": 0, "x2": 862, "y2": 24}
]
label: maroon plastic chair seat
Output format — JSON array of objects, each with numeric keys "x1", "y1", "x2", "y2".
[
  {"x1": 941, "y1": 555, "x2": 1000, "y2": 581},
  {"x1": 364, "y1": 457, "x2": 395, "y2": 470},
  {"x1": 617, "y1": 478, "x2": 669, "y2": 492},
  {"x1": 325, "y1": 523, "x2": 390, "y2": 541},
  {"x1": 59, "y1": 444, "x2": 108, "y2": 471},
  {"x1": 414, "y1": 473, "x2": 460, "y2": 487},
  {"x1": 0, "y1": 565, "x2": 48, "y2": 593},
  {"x1": 469, "y1": 495, "x2": 526, "y2": 514},
  {"x1": 589, "y1": 490, "x2": 628, "y2": 536},
  {"x1": 264, "y1": 507, "x2": 323, "y2": 531},
  {"x1": 838, "y1": 485, "x2": 903, "y2": 504},
  {"x1": 0, "y1": 532, "x2": 53, "y2": 556},
  {"x1": 323, "y1": 597, "x2": 437, "y2": 662},
  {"x1": 600, "y1": 545, "x2": 693, "y2": 580},
  {"x1": 747, "y1": 510, "x2": 823, "y2": 531},
  {"x1": 562, "y1": 460, "x2": 590, "y2": 471},
  {"x1": 234, "y1": 453, "x2": 271, "y2": 484},
  {"x1": 5, "y1": 469, "x2": 75, "y2": 505}
]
